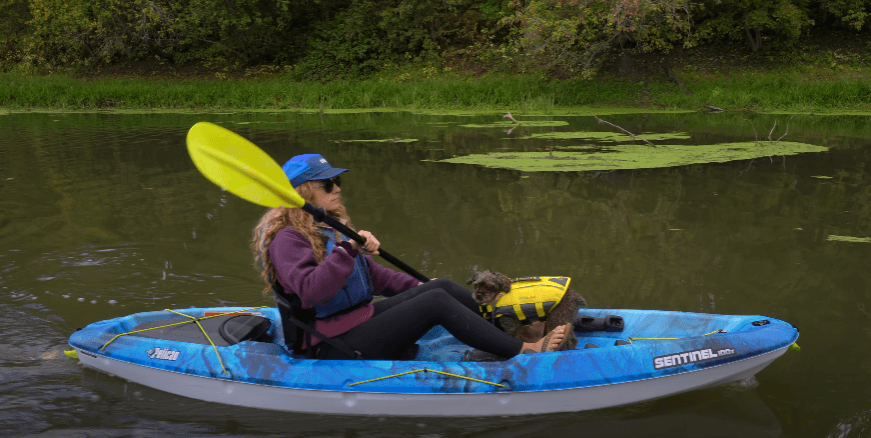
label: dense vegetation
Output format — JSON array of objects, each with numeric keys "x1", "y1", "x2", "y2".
[
  {"x1": 3, "y1": 71, "x2": 871, "y2": 113},
  {"x1": 2, "y1": 0, "x2": 870, "y2": 79}
]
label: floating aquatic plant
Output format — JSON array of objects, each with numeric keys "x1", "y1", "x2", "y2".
[
  {"x1": 826, "y1": 235, "x2": 871, "y2": 243},
  {"x1": 460, "y1": 121, "x2": 569, "y2": 128},
  {"x1": 334, "y1": 138, "x2": 418, "y2": 143},
  {"x1": 517, "y1": 131, "x2": 692, "y2": 142},
  {"x1": 435, "y1": 141, "x2": 827, "y2": 172}
]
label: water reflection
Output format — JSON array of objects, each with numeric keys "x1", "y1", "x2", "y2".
[
  {"x1": 77, "y1": 369, "x2": 780, "y2": 438},
  {"x1": 1, "y1": 111, "x2": 870, "y2": 436},
  {"x1": 828, "y1": 409, "x2": 871, "y2": 438}
]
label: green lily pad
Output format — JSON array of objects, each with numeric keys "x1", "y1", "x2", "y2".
[
  {"x1": 335, "y1": 138, "x2": 418, "y2": 143},
  {"x1": 827, "y1": 235, "x2": 871, "y2": 243},
  {"x1": 460, "y1": 121, "x2": 569, "y2": 128},
  {"x1": 434, "y1": 141, "x2": 827, "y2": 172},
  {"x1": 518, "y1": 131, "x2": 691, "y2": 142},
  {"x1": 552, "y1": 145, "x2": 599, "y2": 151}
]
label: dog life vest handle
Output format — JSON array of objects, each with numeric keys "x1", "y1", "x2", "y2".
[{"x1": 303, "y1": 204, "x2": 429, "y2": 283}]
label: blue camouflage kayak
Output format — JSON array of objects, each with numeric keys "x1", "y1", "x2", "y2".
[{"x1": 68, "y1": 306, "x2": 799, "y2": 416}]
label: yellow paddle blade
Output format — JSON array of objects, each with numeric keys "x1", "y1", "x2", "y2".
[
  {"x1": 186, "y1": 122, "x2": 305, "y2": 208},
  {"x1": 64, "y1": 350, "x2": 79, "y2": 359}
]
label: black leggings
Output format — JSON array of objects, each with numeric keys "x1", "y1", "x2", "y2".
[{"x1": 315, "y1": 278, "x2": 523, "y2": 360}]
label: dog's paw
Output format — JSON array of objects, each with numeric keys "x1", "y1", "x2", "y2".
[{"x1": 562, "y1": 331, "x2": 578, "y2": 351}]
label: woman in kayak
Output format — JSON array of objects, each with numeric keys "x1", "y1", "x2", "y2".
[{"x1": 251, "y1": 153, "x2": 569, "y2": 360}]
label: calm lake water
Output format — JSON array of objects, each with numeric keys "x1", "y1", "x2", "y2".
[{"x1": 1, "y1": 110, "x2": 870, "y2": 437}]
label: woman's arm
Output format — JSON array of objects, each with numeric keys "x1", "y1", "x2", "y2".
[
  {"x1": 268, "y1": 227, "x2": 357, "y2": 308},
  {"x1": 367, "y1": 256, "x2": 423, "y2": 296}
]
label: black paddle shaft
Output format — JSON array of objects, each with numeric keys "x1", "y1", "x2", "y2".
[{"x1": 302, "y1": 203, "x2": 429, "y2": 283}]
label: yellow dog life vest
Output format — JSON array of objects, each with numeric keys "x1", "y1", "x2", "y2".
[{"x1": 479, "y1": 276, "x2": 571, "y2": 326}]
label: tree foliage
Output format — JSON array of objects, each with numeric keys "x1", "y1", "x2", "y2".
[
  {"x1": 12, "y1": 0, "x2": 318, "y2": 67},
  {"x1": 293, "y1": 0, "x2": 507, "y2": 80},
  {"x1": 1, "y1": 0, "x2": 869, "y2": 76},
  {"x1": 694, "y1": 0, "x2": 812, "y2": 53},
  {"x1": 504, "y1": 0, "x2": 695, "y2": 75}
]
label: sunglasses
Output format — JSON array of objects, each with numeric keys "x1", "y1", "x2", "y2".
[{"x1": 314, "y1": 176, "x2": 342, "y2": 193}]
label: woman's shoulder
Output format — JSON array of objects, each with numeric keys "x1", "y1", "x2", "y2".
[
  {"x1": 274, "y1": 226, "x2": 300, "y2": 237},
  {"x1": 271, "y1": 226, "x2": 310, "y2": 247}
]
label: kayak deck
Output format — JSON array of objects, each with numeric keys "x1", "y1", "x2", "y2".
[{"x1": 69, "y1": 307, "x2": 798, "y2": 392}]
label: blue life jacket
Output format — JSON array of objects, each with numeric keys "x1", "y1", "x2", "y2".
[{"x1": 312, "y1": 228, "x2": 374, "y2": 319}]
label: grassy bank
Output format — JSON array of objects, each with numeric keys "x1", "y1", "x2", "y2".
[
  {"x1": 0, "y1": 73, "x2": 644, "y2": 112},
  {"x1": 2, "y1": 69, "x2": 871, "y2": 114}
]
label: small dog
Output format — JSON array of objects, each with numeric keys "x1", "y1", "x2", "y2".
[{"x1": 467, "y1": 270, "x2": 587, "y2": 351}]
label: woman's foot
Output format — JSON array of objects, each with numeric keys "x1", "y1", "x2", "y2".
[{"x1": 520, "y1": 323, "x2": 571, "y2": 354}]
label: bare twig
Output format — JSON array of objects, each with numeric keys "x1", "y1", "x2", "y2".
[
  {"x1": 776, "y1": 115, "x2": 796, "y2": 141},
  {"x1": 593, "y1": 116, "x2": 655, "y2": 146},
  {"x1": 503, "y1": 112, "x2": 518, "y2": 123},
  {"x1": 767, "y1": 121, "x2": 777, "y2": 141}
]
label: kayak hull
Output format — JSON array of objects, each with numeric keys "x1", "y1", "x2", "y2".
[
  {"x1": 73, "y1": 343, "x2": 787, "y2": 416},
  {"x1": 69, "y1": 307, "x2": 798, "y2": 416}
]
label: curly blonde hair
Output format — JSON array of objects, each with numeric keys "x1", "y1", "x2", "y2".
[{"x1": 251, "y1": 181, "x2": 351, "y2": 293}]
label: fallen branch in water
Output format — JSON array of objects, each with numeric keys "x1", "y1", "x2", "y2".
[
  {"x1": 767, "y1": 121, "x2": 777, "y2": 141},
  {"x1": 593, "y1": 116, "x2": 655, "y2": 146},
  {"x1": 776, "y1": 115, "x2": 796, "y2": 141}
]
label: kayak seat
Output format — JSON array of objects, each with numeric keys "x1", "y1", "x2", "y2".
[{"x1": 219, "y1": 315, "x2": 272, "y2": 345}]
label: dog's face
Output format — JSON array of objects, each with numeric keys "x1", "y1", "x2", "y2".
[
  {"x1": 467, "y1": 270, "x2": 512, "y2": 305},
  {"x1": 473, "y1": 285, "x2": 500, "y2": 306}
]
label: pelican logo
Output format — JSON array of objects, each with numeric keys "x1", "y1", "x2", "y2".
[
  {"x1": 653, "y1": 347, "x2": 737, "y2": 370},
  {"x1": 146, "y1": 347, "x2": 180, "y2": 361}
]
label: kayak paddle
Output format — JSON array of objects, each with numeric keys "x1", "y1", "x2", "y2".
[{"x1": 186, "y1": 121, "x2": 429, "y2": 283}]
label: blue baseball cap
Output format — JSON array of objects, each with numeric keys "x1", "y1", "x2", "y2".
[{"x1": 282, "y1": 154, "x2": 348, "y2": 188}]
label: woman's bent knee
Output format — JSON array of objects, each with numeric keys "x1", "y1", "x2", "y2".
[
  {"x1": 426, "y1": 278, "x2": 454, "y2": 290},
  {"x1": 417, "y1": 288, "x2": 451, "y2": 302},
  {"x1": 428, "y1": 278, "x2": 471, "y2": 297}
]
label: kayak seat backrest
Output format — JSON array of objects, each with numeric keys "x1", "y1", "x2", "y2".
[
  {"x1": 272, "y1": 286, "x2": 314, "y2": 354},
  {"x1": 271, "y1": 284, "x2": 366, "y2": 359},
  {"x1": 219, "y1": 315, "x2": 272, "y2": 345}
]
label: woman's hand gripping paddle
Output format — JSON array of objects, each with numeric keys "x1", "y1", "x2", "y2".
[{"x1": 186, "y1": 122, "x2": 429, "y2": 283}]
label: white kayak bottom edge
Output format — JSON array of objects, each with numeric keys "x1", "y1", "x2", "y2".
[{"x1": 74, "y1": 345, "x2": 788, "y2": 417}]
